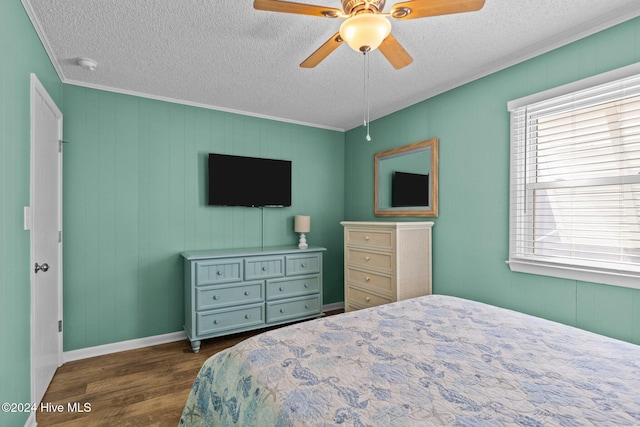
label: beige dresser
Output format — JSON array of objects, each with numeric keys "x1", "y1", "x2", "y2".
[{"x1": 340, "y1": 221, "x2": 434, "y2": 312}]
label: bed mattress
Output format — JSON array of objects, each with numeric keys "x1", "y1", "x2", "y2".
[{"x1": 180, "y1": 294, "x2": 640, "y2": 426}]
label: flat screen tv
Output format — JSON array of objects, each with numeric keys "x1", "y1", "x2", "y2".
[
  {"x1": 392, "y1": 171, "x2": 429, "y2": 207},
  {"x1": 208, "y1": 153, "x2": 291, "y2": 207}
]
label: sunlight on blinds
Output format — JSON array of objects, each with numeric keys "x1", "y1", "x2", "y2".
[
  {"x1": 510, "y1": 70, "x2": 640, "y2": 283},
  {"x1": 532, "y1": 95, "x2": 640, "y2": 267}
]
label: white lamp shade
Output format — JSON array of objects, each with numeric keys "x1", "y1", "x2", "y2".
[
  {"x1": 339, "y1": 14, "x2": 391, "y2": 52},
  {"x1": 294, "y1": 215, "x2": 310, "y2": 233}
]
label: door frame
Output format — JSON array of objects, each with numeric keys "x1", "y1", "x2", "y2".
[{"x1": 29, "y1": 73, "x2": 63, "y2": 407}]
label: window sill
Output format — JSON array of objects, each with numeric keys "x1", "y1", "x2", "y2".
[{"x1": 506, "y1": 258, "x2": 640, "y2": 291}]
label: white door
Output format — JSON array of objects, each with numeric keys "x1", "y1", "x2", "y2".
[{"x1": 29, "y1": 74, "x2": 63, "y2": 407}]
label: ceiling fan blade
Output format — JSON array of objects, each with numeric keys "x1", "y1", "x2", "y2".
[
  {"x1": 253, "y1": 0, "x2": 343, "y2": 18},
  {"x1": 300, "y1": 32, "x2": 344, "y2": 68},
  {"x1": 390, "y1": 0, "x2": 485, "y2": 20},
  {"x1": 379, "y1": 33, "x2": 413, "y2": 69}
]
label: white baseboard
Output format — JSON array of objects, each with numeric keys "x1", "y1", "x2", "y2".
[
  {"x1": 323, "y1": 301, "x2": 345, "y2": 312},
  {"x1": 24, "y1": 411, "x2": 37, "y2": 427},
  {"x1": 63, "y1": 331, "x2": 187, "y2": 363},
  {"x1": 62, "y1": 302, "x2": 345, "y2": 362}
]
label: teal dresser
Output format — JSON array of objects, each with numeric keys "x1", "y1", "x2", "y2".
[{"x1": 182, "y1": 246, "x2": 326, "y2": 353}]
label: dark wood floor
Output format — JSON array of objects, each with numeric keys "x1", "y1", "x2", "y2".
[{"x1": 37, "y1": 310, "x2": 343, "y2": 426}]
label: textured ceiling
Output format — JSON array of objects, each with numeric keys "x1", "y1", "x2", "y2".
[{"x1": 23, "y1": 0, "x2": 640, "y2": 131}]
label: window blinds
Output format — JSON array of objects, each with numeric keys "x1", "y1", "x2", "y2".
[{"x1": 509, "y1": 72, "x2": 640, "y2": 282}]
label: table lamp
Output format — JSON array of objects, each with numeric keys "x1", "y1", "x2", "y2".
[{"x1": 294, "y1": 215, "x2": 310, "y2": 249}]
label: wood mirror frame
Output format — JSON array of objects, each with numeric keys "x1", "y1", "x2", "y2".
[{"x1": 374, "y1": 138, "x2": 439, "y2": 217}]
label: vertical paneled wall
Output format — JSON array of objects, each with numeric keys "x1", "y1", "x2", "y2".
[
  {"x1": 345, "y1": 17, "x2": 640, "y2": 344},
  {"x1": 62, "y1": 86, "x2": 345, "y2": 351},
  {"x1": 1, "y1": 1, "x2": 63, "y2": 425}
]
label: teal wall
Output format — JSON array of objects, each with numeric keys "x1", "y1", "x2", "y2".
[
  {"x1": 62, "y1": 86, "x2": 345, "y2": 351},
  {"x1": 345, "y1": 17, "x2": 640, "y2": 345},
  {"x1": 4, "y1": 4, "x2": 640, "y2": 425},
  {"x1": 0, "y1": 1, "x2": 63, "y2": 425}
]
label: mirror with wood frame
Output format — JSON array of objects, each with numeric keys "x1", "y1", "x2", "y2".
[{"x1": 374, "y1": 138, "x2": 438, "y2": 217}]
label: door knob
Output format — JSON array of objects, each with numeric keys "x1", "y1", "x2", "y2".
[{"x1": 35, "y1": 262, "x2": 49, "y2": 273}]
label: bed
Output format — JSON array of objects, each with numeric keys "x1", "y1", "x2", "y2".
[{"x1": 179, "y1": 295, "x2": 640, "y2": 426}]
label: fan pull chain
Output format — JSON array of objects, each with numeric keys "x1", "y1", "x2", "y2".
[
  {"x1": 363, "y1": 51, "x2": 367, "y2": 127},
  {"x1": 363, "y1": 51, "x2": 371, "y2": 142}
]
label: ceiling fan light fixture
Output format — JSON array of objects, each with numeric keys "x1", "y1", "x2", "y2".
[{"x1": 339, "y1": 14, "x2": 391, "y2": 53}]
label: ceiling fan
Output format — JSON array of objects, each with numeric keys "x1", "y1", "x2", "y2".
[{"x1": 253, "y1": 0, "x2": 486, "y2": 69}]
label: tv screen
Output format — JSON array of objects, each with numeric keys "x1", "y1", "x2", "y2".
[
  {"x1": 208, "y1": 153, "x2": 291, "y2": 207},
  {"x1": 392, "y1": 171, "x2": 429, "y2": 207}
]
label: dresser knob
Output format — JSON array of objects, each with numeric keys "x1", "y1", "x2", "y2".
[
  {"x1": 279, "y1": 309, "x2": 284, "y2": 313},
  {"x1": 279, "y1": 287, "x2": 284, "y2": 291},
  {"x1": 262, "y1": 266, "x2": 267, "y2": 271},
  {"x1": 365, "y1": 256, "x2": 370, "y2": 261},
  {"x1": 365, "y1": 296, "x2": 371, "y2": 302},
  {"x1": 213, "y1": 320, "x2": 219, "y2": 324},
  {"x1": 304, "y1": 304, "x2": 309, "y2": 309},
  {"x1": 245, "y1": 314, "x2": 250, "y2": 319},
  {"x1": 216, "y1": 271, "x2": 223, "y2": 276},
  {"x1": 301, "y1": 263, "x2": 306, "y2": 268},
  {"x1": 304, "y1": 283, "x2": 308, "y2": 288},
  {"x1": 213, "y1": 295, "x2": 219, "y2": 300},
  {"x1": 365, "y1": 235, "x2": 370, "y2": 241},
  {"x1": 365, "y1": 276, "x2": 370, "y2": 282}
]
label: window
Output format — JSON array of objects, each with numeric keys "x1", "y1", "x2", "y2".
[{"x1": 508, "y1": 64, "x2": 640, "y2": 289}]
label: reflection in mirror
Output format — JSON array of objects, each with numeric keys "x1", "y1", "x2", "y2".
[{"x1": 374, "y1": 138, "x2": 438, "y2": 217}]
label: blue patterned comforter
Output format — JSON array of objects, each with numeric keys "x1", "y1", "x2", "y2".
[{"x1": 180, "y1": 295, "x2": 640, "y2": 426}]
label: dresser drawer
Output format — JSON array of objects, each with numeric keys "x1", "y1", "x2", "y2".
[
  {"x1": 266, "y1": 275, "x2": 320, "y2": 300},
  {"x1": 197, "y1": 304, "x2": 265, "y2": 335},
  {"x1": 345, "y1": 229, "x2": 394, "y2": 250},
  {"x1": 267, "y1": 295, "x2": 321, "y2": 323},
  {"x1": 195, "y1": 259, "x2": 243, "y2": 285},
  {"x1": 346, "y1": 267, "x2": 393, "y2": 294},
  {"x1": 245, "y1": 256, "x2": 285, "y2": 280},
  {"x1": 346, "y1": 285, "x2": 393, "y2": 308},
  {"x1": 286, "y1": 253, "x2": 321, "y2": 276},
  {"x1": 196, "y1": 281, "x2": 264, "y2": 311},
  {"x1": 346, "y1": 249, "x2": 393, "y2": 271}
]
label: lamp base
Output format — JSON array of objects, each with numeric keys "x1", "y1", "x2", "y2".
[{"x1": 298, "y1": 233, "x2": 308, "y2": 249}]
